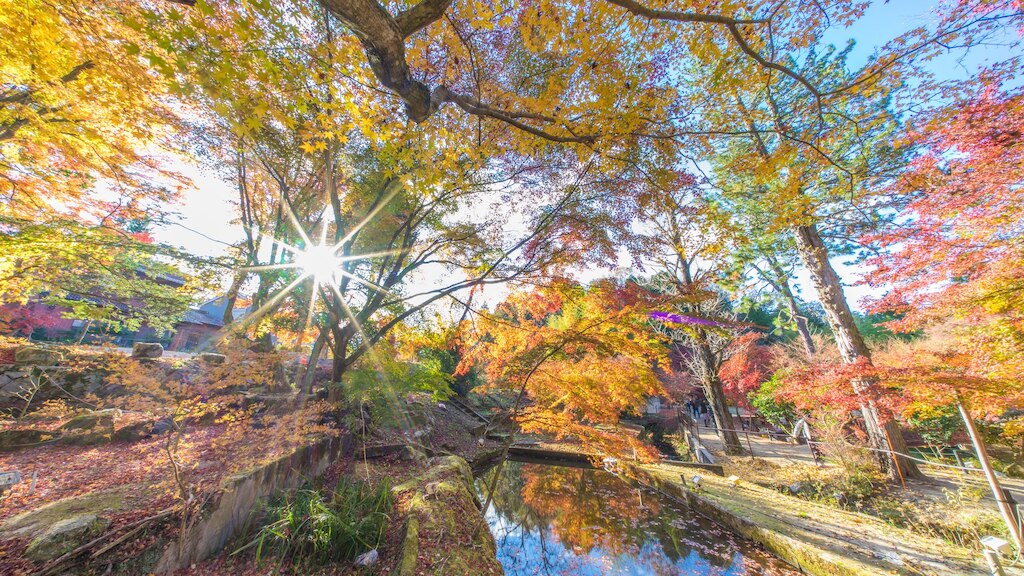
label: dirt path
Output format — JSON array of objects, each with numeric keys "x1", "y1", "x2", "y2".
[{"x1": 696, "y1": 425, "x2": 820, "y2": 465}]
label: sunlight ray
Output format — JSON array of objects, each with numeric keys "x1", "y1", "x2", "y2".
[
  {"x1": 248, "y1": 229, "x2": 304, "y2": 259},
  {"x1": 228, "y1": 274, "x2": 309, "y2": 334},
  {"x1": 336, "y1": 247, "x2": 405, "y2": 261},
  {"x1": 330, "y1": 180, "x2": 404, "y2": 252},
  {"x1": 239, "y1": 263, "x2": 302, "y2": 273},
  {"x1": 303, "y1": 276, "x2": 318, "y2": 338},
  {"x1": 282, "y1": 198, "x2": 314, "y2": 248},
  {"x1": 325, "y1": 282, "x2": 413, "y2": 432},
  {"x1": 336, "y1": 268, "x2": 392, "y2": 296},
  {"x1": 301, "y1": 225, "x2": 331, "y2": 338}
]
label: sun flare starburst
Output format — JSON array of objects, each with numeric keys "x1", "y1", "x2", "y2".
[
  {"x1": 232, "y1": 191, "x2": 404, "y2": 343},
  {"x1": 292, "y1": 243, "x2": 344, "y2": 282}
]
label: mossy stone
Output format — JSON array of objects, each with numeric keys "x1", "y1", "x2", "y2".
[{"x1": 25, "y1": 514, "x2": 110, "y2": 561}]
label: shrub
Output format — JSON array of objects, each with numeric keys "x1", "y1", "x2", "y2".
[
  {"x1": 242, "y1": 479, "x2": 392, "y2": 569},
  {"x1": 749, "y1": 372, "x2": 797, "y2": 429}
]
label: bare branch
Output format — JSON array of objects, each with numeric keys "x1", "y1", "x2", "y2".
[{"x1": 605, "y1": 0, "x2": 823, "y2": 104}]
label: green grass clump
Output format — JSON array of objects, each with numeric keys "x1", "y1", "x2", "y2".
[{"x1": 240, "y1": 478, "x2": 392, "y2": 569}]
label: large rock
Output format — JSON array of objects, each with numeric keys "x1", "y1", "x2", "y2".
[
  {"x1": 112, "y1": 420, "x2": 155, "y2": 442},
  {"x1": 25, "y1": 514, "x2": 111, "y2": 561},
  {"x1": 151, "y1": 417, "x2": 175, "y2": 435},
  {"x1": 1, "y1": 490, "x2": 125, "y2": 542},
  {"x1": 198, "y1": 352, "x2": 226, "y2": 365},
  {"x1": 58, "y1": 410, "x2": 117, "y2": 446},
  {"x1": 14, "y1": 346, "x2": 63, "y2": 366},
  {"x1": 59, "y1": 429, "x2": 112, "y2": 447},
  {"x1": 0, "y1": 428, "x2": 55, "y2": 451},
  {"x1": 132, "y1": 342, "x2": 164, "y2": 359},
  {"x1": 60, "y1": 409, "x2": 119, "y2": 432}
]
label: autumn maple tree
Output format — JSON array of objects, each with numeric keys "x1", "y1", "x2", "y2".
[
  {"x1": 631, "y1": 190, "x2": 748, "y2": 453},
  {"x1": 4, "y1": 0, "x2": 1024, "y2": 498},
  {"x1": 865, "y1": 77, "x2": 1024, "y2": 381},
  {"x1": 0, "y1": 0, "x2": 210, "y2": 340},
  {"x1": 1, "y1": 0, "x2": 185, "y2": 221},
  {"x1": 460, "y1": 280, "x2": 667, "y2": 459}
]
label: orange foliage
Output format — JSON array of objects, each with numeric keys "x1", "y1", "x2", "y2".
[
  {"x1": 718, "y1": 333, "x2": 773, "y2": 408},
  {"x1": 460, "y1": 279, "x2": 667, "y2": 460},
  {"x1": 519, "y1": 464, "x2": 656, "y2": 556},
  {"x1": 781, "y1": 324, "x2": 1024, "y2": 423}
]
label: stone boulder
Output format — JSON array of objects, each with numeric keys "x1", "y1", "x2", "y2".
[
  {"x1": 198, "y1": 352, "x2": 226, "y2": 365},
  {"x1": 0, "y1": 429, "x2": 55, "y2": 452},
  {"x1": 392, "y1": 456, "x2": 501, "y2": 576},
  {"x1": 132, "y1": 342, "x2": 164, "y2": 359},
  {"x1": 60, "y1": 409, "x2": 119, "y2": 433},
  {"x1": 58, "y1": 409, "x2": 117, "y2": 447},
  {"x1": 112, "y1": 420, "x2": 155, "y2": 442},
  {"x1": 25, "y1": 514, "x2": 111, "y2": 561},
  {"x1": 151, "y1": 416, "x2": 175, "y2": 435},
  {"x1": 14, "y1": 346, "x2": 63, "y2": 366},
  {"x1": 59, "y1": 429, "x2": 112, "y2": 447}
]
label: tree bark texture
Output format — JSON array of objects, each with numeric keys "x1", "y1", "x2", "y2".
[
  {"x1": 792, "y1": 223, "x2": 922, "y2": 479},
  {"x1": 766, "y1": 258, "x2": 816, "y2": 358}
]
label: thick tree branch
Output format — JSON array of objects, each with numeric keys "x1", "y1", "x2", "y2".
[
  {"x1": 0, "y1": 62, "x2": 96, "y2": 142},
  {"x1": 395, "y1": 0, "x2": 453, "y2": 37},
  {"x1": 604, "y1": 0, "x2": 764, "y2": 25},
  {"x1": 724, "y1": 23, "x2": 822, "y2": 101},
  {"x1": 317, "y1": 0, "x2": 601, "y2": 140},
  {"x1": 436, "y1": 87, "x2": 597, "y2": 143},
  {"x1": 319, "y1": 0, "x2": 435, "y2": 121}
]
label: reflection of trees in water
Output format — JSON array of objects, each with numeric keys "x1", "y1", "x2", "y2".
[
  {"x1": 481, "y1": 461, "x2": 770, "y2": 574},
  {"x1": 520, "y1": 463, "x2": 655, "y2": 557}
]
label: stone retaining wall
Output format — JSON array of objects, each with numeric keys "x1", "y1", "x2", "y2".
[
  {"x1": 154, "y1": 433, "x2": 354, "y2": 573},
  {"x1": 629, "y1": 464, "x2": 880, "y2": 576},
  {"x1": 392, "y1": 456, "x2": 502, "y2": 576}
]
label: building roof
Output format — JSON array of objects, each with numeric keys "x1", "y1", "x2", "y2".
[
  {"x1": 178, "y1": 296, "x2": 250, "y2": 328},
  {"x1": 181, "y1": 308, "x2": 225, "y2": 327}
]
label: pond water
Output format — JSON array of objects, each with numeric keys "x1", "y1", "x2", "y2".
[{"x1": 476, "y1": 460, "x2": 799, "y2": 576}]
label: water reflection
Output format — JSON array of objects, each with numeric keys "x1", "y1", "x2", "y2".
[{"x1": 477, "y1": 461, "x2": 797, "y2": 575}]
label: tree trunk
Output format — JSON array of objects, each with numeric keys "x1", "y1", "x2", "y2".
[
  {"x1": 301, "y1": 328, "x2": 329, "y2": 394},
  {"x1": 221, "y1": 272, "x2": 246, "y2": 326},
  {"x1": 696, "y1": 342, "x2": 743, "y2": 454},
  {"x1": 704, "y1": 376, "x2": 742, "y2": 454},
  {"x1": 767, "y1": 258, "x2": 816, "y2": 358},
  {"x1": 327, "y1": 325, "x2": 351, "y2": 403},
  {"x1": 328, "y1": 355, "x2": 346, "y2": 403},
  {"x1": 674, "y1": 252, "x2": 743, "y2": 455},
  {"x1": 76, "y1": 319, "x2": 93, "y2": 344},
  {"x1": 793, "y1": 223, "x2": 922, "y2": 479},
  {"x1": 782, "y1": 285, "x2": 816, "y2": 358}
]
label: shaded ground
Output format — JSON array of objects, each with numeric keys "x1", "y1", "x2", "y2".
[
  {"x1": 175, "y1": 454, "x2": 416, "y2": 576},
  {"x1": 0, "y1": 401, "x2": 343, "y2": 575},
  {"x1": 177, "y1": 394, "x2": 503, "y2": 575}
]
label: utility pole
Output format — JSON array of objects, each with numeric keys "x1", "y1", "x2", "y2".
[{"x1": 957, "y1": 398, "x2": 1022, "y2": 550}]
